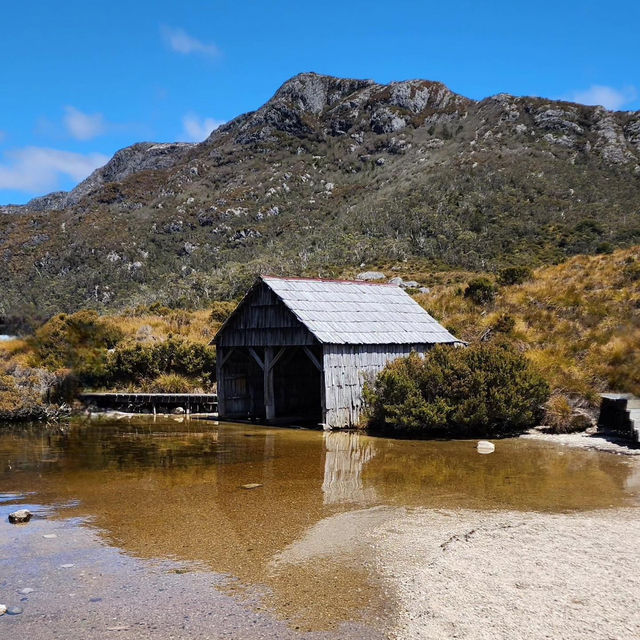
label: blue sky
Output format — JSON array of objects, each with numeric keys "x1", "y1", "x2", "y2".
[{"x1": 1, "y1": 0, "x2": 638, "y2": 204}]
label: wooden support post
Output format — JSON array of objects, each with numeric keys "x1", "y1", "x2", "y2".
[
  {"x1": 264, "y1": 346, "x2": 275, "y2": 421},
  {"x1": 216, "y1": 346, "x2": 226, "y2": 418}
]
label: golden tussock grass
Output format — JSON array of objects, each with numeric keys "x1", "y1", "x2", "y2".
[{"x1": 416, "y1": 246, "x2": 640, "y2": 402}]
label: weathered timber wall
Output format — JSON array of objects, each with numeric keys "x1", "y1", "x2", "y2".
[
  {"x1": 216, "y1": 282, "x2": 317, "y2": 348},
  {"x1": 322, "y1": 344, "x2": 431, "y2": 428}
]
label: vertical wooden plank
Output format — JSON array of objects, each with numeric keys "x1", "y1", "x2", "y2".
[
  {"x1": 320, "y1": 346, "x2": 327, "y2": 426},
  {"x1": 216, "y1": 346, "x2": 226, "y2": 417}
]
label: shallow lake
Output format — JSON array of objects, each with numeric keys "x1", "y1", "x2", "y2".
[{"x1": 1, "y1": 416, "x2": 638, "y2": 638}]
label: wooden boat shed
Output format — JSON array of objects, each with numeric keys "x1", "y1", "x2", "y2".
[{"x1": 213, "y1": 276, "x2": 461, "y2": 428}]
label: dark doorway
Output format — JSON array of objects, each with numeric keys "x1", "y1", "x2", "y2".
[
  {"x1": 273, "y1": 347, "x2": 322, "y2": 424},
  {"x1": 221, "y1": 349, "x2": 265, "y2": 419}
]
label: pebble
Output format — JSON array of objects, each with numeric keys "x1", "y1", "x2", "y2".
[
  {"x1": 43, "y1": 533, "x2": 57, "y2": 539},
  {"x1": 0, "y1": 604, "x2": 6, "y2": 616},
  {"x1": 7, "y1": 606, "x2": 23, "y2": 615},
  {"x1": 241, "y1": 483, "x2": 263, "y2": 490},
  {"x1": 18, "y1": 588, "x2": 34, "y2": 595},
  {"x1": 59, "y1": 564, "x2": 75, "y2": 569},
  {"x1": 8, "y1": 509, "x2": 32, "y2": 524}
]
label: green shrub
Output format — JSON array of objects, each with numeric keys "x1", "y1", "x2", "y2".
[
  {"x1": 491, "y1": 313, "x2": 516, "y2": 334},
  {"x1": 366, "y1": 344, "x2": 549, "y2": 437},
  {"x1": 30, "y1": 311, "x2": 124, "y2": 371},
  {"x1": 498, "y1": 266, "x2": 533, "y2": 286},
  {"x1": 209, "y1": 301, "x2": 237, "y2": 324},
  {"x1": 103, "y1": 337, "x2": 216, "y2": 388},
  {"x1": 464, "y1": 278, "x2": 497, "y2": 304}
]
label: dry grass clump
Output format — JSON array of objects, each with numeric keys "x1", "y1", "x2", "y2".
[
  {"x1": 105, "y1": 307, "x2": 217, "y2": 345},
  {"x1": 145, "y1": 373, "x2": 194, "y2": 394}
]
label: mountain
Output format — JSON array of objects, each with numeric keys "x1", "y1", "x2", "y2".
[{"x1": 1, "y1": 72, "x2": 640, "y2": 327}]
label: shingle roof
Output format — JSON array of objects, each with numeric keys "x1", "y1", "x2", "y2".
[{"x1": 261, "y1": 276, "x2": 461, "y2": 345}]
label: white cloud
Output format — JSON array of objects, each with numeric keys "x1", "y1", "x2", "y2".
[
  {"x1": 182, "y1": 114, "x2": 225, "y2": 141},
  {"x1": 567, "y1": 85, "x2": 638, "y2": 111},
  {"x1": 63, "y1": 106, "x2": 107, "y2": 140},
  {"x1": 0, "y1": 147, "x2": 109, "y2": 193},
  {"x1": 162, "y1": 27, "x2": 219, "y2": 57}
]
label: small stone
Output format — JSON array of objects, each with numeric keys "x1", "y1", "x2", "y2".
[
  {"x1": 389, "y1": 277, "x2": 404, "y2": 286},
  {"x1": 477, "y1": 440, "x2": 495, "y2": 454},
  {"x1": 89, "y1": 597, "x2": 103, "y2": 603},
  {"x1": 59, "y1": 564, "x2": 75, "y2": 569},
  {"x1": 8, "y1": 509, "x2": 32, "y2": 524},
  {"x1": 376, "y1": 157, "x2": 386, "y2": 165},
  {"x1": 241, "y1": 483, "x2": 263, "y2": 490},
  {"x1": 7, "y1": 606, "x2": 23, "y2": 615},
  {"x1": 18, "y1": 588, "x2": 34, "y2": 595},
  {"x1": 43, "y1": 533, "x2": 57, "y2": 539},
  {"x1": 0, "y1": 605, "x2": 6, "y2": 616}
]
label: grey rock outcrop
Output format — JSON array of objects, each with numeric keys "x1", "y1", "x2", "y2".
[{"x1": 356, "y1": 271, "x2": 386, "y2": 281}]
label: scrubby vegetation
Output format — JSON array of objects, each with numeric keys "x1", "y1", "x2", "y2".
[
  {"x1": 419, "y1": 246, "x2": 640, "y2": 402},
  {"x1": 0, "y1": 301, "x2": 234, "y2": 420},
  {"x1": 1, "y1": 246, "x2": 637, "y2": 427},
  {"x1": 366, "y1": 344, "x2": 549, "y2": 437},
  {"x1": 543, "y1": 394, "x2": 592, "y2": 434},
  {"x1": 102, "y1": 338, "x2": 216, "y2": 390}
]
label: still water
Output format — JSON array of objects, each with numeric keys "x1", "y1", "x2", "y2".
[{"x1": 0, "y1": 416, "x2": 638, "y2": 636}]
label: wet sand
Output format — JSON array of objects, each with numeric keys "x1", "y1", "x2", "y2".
[{"x1": 1, "y1": 417, "x2": 639, "y2": 638}]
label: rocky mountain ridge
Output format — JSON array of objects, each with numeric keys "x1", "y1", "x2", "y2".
[{"x1": 1, "y1": 72, "x2": 639, "y2": 325}]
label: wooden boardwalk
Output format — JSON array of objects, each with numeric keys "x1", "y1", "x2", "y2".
[
  {"x1": 80, "y1": 392, "x2": 218, "y2": 415},
  {"x1": 598, "y1": 393, "x2": 640, "y2": 444}
]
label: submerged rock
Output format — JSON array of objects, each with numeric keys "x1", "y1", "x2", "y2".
[
  {"x1": 8, "y1": 509, "x2": 32, "y2": 524},
  {"x1": 7, "y1": 606, "x2": 23, "y2": 615},
  {"x1": 477, "y1": 440, "x2": 495, "y2": 454}
]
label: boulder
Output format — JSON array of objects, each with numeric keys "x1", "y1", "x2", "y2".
[
  {"x1": 389, "y1": 277, "x2": 404, "y2": 286},
  {"x1": 8, "y1": 509, "x2": 32, "y2": 524}
]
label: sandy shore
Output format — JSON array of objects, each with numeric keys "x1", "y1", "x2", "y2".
[{"x1": 370, "y1": 506, "x2": 640, "y2": 640}]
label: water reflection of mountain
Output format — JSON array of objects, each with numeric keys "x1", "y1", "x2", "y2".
[{"x1": 322, "y1": 432, "x2": 377, "y2": 505}]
